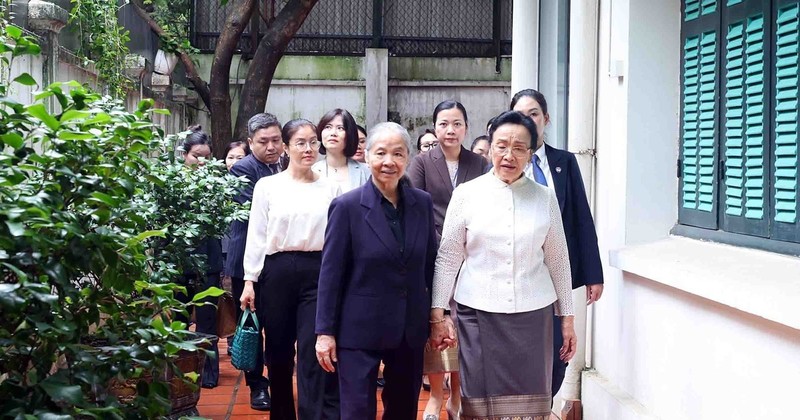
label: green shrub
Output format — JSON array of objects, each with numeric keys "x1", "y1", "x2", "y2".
[{"x1": 0, "y1": 24, "x2": 247, "y2": 418}]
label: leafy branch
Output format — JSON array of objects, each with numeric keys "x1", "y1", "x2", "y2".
[{"x1": 69, "y1": 0, "x2": 132, "y2": 97}]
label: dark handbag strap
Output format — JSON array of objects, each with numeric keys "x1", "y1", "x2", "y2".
[{"x1": 238, "y1": 308, "x2": 259, "y2": 331}]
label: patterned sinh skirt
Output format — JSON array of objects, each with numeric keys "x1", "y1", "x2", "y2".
[
  {"x1": 423, "y1": 345, "x2": 460, "y2": 373},
  {"x1": 456, "y1": 303, "x2": 554, "y2": 420}
]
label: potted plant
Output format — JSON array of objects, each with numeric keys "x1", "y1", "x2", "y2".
[{"x1": 0, "y1": 23, "x2": 246, "y2": 417}]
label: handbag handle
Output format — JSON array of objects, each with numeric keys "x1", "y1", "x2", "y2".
[{"x1": 238, "y1": 308, "x2": 259, "y2": 330}]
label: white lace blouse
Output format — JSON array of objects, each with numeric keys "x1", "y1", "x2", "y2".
[{"x1": 431, "y1": 172, "x2": 575, "y2": 316}]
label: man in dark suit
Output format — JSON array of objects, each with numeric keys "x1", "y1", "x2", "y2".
[
  {"x1": 226, "y1": 112, "x2": 284, "y2": 411},
  {"x1": 539, "y1": 144, "x2": 603, "y2": 395},
  {"x1": 315, "y1": 122, "x2": 438, "y2": 419},
  {"x1": 510, "y1": 89, "x2": 604, "y2": 401}
]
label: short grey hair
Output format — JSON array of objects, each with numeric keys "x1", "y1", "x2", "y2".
[
  {"x1": 247, "y1": 112, "x2": 281, "y2": 137},
  {"x1": 365, "y1": 122, "x2": 414, "y2": 156}
]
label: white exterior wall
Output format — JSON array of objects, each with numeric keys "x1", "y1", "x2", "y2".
[
  {"x1": 389, "y1": 83, "x2": 511, "y2": 146},
  {"x1": 7, "y1": 50, "x2": 185, "y2": 133},
  {"x1": 194, "y1": 55, "x2": 512, "y2": 145},
  {"x1": 266, "y1": 81, "x2": 366, "y2": 128},
  {"x1": 584, "y1": 0, "x2": 800, "y2": 419}
]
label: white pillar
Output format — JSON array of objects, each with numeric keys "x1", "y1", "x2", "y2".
[
  {"x1": 27, "y1": 0, "x2": 69, "y2": 112},
  {"x1": 555, "y1": 0, "x2": 601, "y2": 413},
  {"x1": 511, "y1": 0, "x2": 540, "y2": 96},
  {"x1": 365, "y1": 48, "x2": 388, "y2": 130}
]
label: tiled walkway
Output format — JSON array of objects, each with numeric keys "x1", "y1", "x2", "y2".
[{"x1": 198, "y1": 340, "x2": 451, "y2": 419}]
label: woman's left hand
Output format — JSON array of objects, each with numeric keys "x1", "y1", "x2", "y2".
[
  {"x1": 429, "y1": 315, "x2": 456, "y2": 351},
  {"x1": 559, "y1": 316, "x2": 578, "y2": 362}
]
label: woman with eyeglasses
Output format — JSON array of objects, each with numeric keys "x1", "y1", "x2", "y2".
[
  {"x1": 429, "y1": 110, "x2": 576, "y2": 419},
  {"x1": 239, "y1": 119, "x2": 342, "y2": 419},
  {"x1": 510, "y1": 88, "x2": 604, "y2": 407},
  {"x1": 312, "y1": 109, "x2": 369, "y2": 193},
  {"x1": 417, "y1": 128, "x2": 438, "y2": 154},
  {"x1": 408, "y1": 100, "x2": 488, "y2": 419}
]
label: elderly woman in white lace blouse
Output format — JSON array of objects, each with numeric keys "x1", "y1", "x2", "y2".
[{"x1": 429, "y1": 110, "x2": 577, "y2": 420}]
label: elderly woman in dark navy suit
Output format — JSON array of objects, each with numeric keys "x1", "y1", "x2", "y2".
[{"x1": 315, "y1": 122, "x2": 438, "y2": 419}]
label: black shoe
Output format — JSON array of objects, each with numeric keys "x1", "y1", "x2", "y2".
[
  {"x1": 201, "y1": 382, "x2": 217, "y2": 389},
  {"x1": 376, "y1": 378, "x2": 386, "y2": 387},
  {"x1": 250, "y1": 388, "x2": 271, "y2": 411}
]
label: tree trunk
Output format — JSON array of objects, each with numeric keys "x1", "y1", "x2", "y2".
[
  {"x1": 233, "y1": 0, "x2": 319, "y2": 141},
  {"x1": 208, "y1": 0, "x2": 256, "y2": 158},
  {"x1": 129, "y1": 0, "x2": 211, "y2": 107}
]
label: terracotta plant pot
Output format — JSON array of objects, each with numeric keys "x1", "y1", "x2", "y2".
[{"x1": 97, "y1": 332, "x2": 218, "y2": 417}]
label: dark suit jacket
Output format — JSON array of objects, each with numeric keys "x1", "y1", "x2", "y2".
[
  {"x1": 407, "y1": 146, "x2": 488, "y2": 236},
  {"x1": 316, "y1": 180, "x2": 437, "y2": 351},
  {"x1": 544, "y1": 144, "x2": 604, "y2": 289},
  {"x1": 224, "y1": 154, "x2": 278, "y2": 279},
  {"x1": 184, "y1": 237, "x2": 223, "y2": 279}
]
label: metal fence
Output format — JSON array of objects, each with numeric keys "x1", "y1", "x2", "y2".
[{"x1": 191, "y1": 0, "x2": 513, "y2": 57}]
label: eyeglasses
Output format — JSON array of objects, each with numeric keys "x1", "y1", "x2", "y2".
[
  {"x1": 291, "y1": 140, "x2": 320, "y2": 151},
  {"x1": 420, "y1": 142, "x2": 439, "y2": 151},
  {"x1": 492, "y1": 143, "x2": 531, "y2": 158}
]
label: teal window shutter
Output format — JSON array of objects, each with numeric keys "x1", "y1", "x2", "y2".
[
  {"x1": 679, "y1": 0, "x2": 800, "y2": 249},
  {"x1": 686, "y1": 0, "x2": 718, "y2": 22},
  {"x1": 722, "y1": 9, "x2": 769, "y2": 236},
  {"x1": 680, "y1": 30, "x2": 720, "y2": 229},
  {"x1": 772, "y1": 1, "x2": 800, "y2": 242}
]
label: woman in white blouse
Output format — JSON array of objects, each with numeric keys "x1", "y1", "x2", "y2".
[
  {"x1": 239, "y1": 119, "x2": 341, "y2": 419},
  {"x1": 311, "y1": 108, "x2": 369, "y2": 193},
  {"x1": 429, "y1": 110, "x2": 577, "y2": 420}
]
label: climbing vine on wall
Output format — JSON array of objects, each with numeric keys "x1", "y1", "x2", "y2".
[
  {"x1": 69, "y1": 0, "x2": 131, "y2": 97},
  {"x1": 142, "y1": 0, "x2": 197, "y2": 55}
]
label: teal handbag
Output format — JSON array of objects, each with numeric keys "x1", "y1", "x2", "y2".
[{"x1": 230, "y1": 309, "x2": 260, "y2": 372}]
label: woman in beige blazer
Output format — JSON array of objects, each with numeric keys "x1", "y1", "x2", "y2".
[{"x1": 407, "y1": 100, "x2": 488, "y2": 419}]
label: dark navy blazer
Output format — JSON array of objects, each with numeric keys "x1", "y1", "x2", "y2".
[
  {"x1": 544, "y1": 144, "x2": 604, "y2": 289},
  {"x1": 316, "y1": 180, "x2": 437, "y2": 351},
  {"x1": 224, "y1": 154, "x2": 278, "y2": 280}
]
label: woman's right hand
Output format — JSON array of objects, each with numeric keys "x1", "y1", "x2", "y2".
[
  {"x1": 239, "y1": 281, "x2": 256, "y2": 311},
  {"x1": 316, "y1": 335, "x2": 338, "y2": 373}
]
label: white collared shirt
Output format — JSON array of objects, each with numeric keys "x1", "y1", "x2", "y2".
[
  {"x1": 431, "y1": 172, "x2": 574, "y2": 316},
  {"x1": 523, "y1": 145, "x2": 554, "y2": 190},
  {"x1": 243, "y1": 173, "x2": 341, "y2": 281}
]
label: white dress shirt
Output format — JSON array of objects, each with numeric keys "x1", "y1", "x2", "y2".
[
  {"x1": 431, "y1": 172, "x2": 574, "y2": 316},
  {"x1": 523, "y1": 145, "x2": 554, "y2": 189},
  {"x1": 243, "y1": 173, "x2": 341, "y2": 281}
]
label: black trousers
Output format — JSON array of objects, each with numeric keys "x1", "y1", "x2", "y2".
[
  {"x1": 259, "y1": 252, "x2": 340, "y2": 420},
  {"x1": 552, "y1": 315, "x2": 568, "y2": 398},
  {"x1": 177, "y1": 273, "x2": 220, "y2": 387},
  {"x1": 232, "y1": 276, "x2": 269, "y2": 391},
  {"x1": 337, "y1": 339, "x2": 424, "y2": 420}
]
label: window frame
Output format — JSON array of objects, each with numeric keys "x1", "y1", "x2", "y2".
[{"x1": 677, "y1": 0, "x2": 800, "y2": 252}]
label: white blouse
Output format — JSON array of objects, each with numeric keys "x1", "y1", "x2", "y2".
[
  {"x1": 243, "y1": 173, "x2": 341, "y2": 282},
  {"x1": 311, "y1": 158, "x2": 369, "y2": 193},
  {"x1": 431, "y1": 172, "x2": 574, "y2": 316}
]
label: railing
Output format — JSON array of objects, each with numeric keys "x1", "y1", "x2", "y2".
[{"x1": 190, "y1": 0, "x2": 513, "y2": 58}]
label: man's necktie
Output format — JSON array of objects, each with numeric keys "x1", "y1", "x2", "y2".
[{"x1": 533, "y1": 155, "x2": 548, "y2": 186}]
